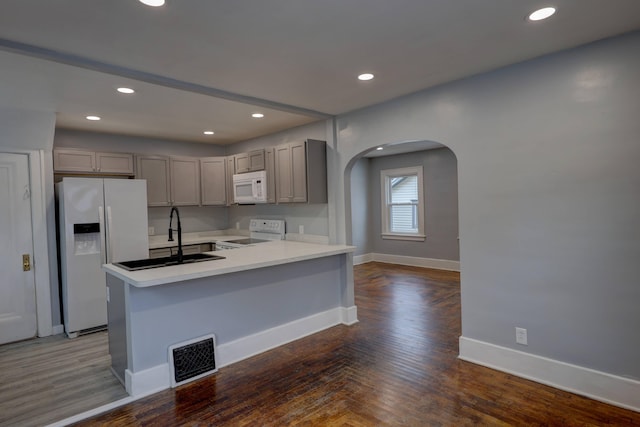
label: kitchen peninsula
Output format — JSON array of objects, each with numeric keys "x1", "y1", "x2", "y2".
[{"x1": 103, "y1": 240, "x2": 356, "y2": 396}]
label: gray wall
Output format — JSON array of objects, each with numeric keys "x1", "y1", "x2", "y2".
[
  {"x1": 334, "y1": 32, "x2": 640, "y2": 379},
  {"x1": 227, "y1": 121, "x2": 330, "y2": 236},
  {"x1": 54, "y1": 128, "x2": 226, "y2": 157},
  {"x1": 349, "y1": 157, "x2": 371, "y2": 255},
  {"x1": 225, "y1": 120, "x2": 325, "y2": 155},
  {"x1": 366, "y1": 147, "x2": 459, "y2": 260},
  {"x1": 148, "y1": 206, "x2": 228, "y2": 235}
]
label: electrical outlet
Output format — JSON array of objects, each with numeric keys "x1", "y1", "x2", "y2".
[
  {"x1": 515, "y1": 327, "x2": 528, "y2": 345},
  {"x1": 148, "y1": 226, "x2": 155, "y2": 236},
  {"x1": 236, "y1": 222, "x2": 240, "y2": 230},
  {"x1": 299, "y1": 225, "x2": 304, "y2": 234}
]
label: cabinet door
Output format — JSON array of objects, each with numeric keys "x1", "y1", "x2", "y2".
[
  {"x1": 53, "y1": 149, "x2": 96, "y2": 172},
  {"x1": 172, "y1": 244, "x2": 201, "y2": 256},
  {"x1": 201, "y1": 157, "x2": 226, "y2": 206},
  {"x1": 265, "y1": 148, "x2": 276, "y2": 204},
  {"x1": 226, "y1": 156, "x2": 236, "y2": 206},
  {"x1": 290, "y1": 142, "x2": 308, "y2": 202},
  {"x1": 247, "y1": 149, "x2": 265, "y2": 171},
  {"x1": 235, "y1": 149, "x2": 265, "y2": 173},
  {"x1": 275, "y1": 144, "x2": 293, "y2": 203},
  {"x1": 170, "y1": 157, "x2": 200, "y2": 206},
  {"x1": 96, "y1": 152, "x2": 134, "y2": 175},
  {"x1": 149, "y1": 248, "x2": 172, "y2": 258},
  {"x1": 136, "y1": 156, "x2": 171, "y2": 206},
  {"x1": 234, "y1": 153, "x2": 250, "y2": 174}
]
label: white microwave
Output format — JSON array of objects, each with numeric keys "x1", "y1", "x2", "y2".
[{"x1": 233, "y1": 170, "x2": 267, "y2": 204}]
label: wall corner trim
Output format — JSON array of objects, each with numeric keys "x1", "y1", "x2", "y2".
[
  {"x1": 353, "y1": 253, "x2": 374, "y2": 265},
  {"x1": 459, "y1": 336, "x2": 640, "y2": 413}
]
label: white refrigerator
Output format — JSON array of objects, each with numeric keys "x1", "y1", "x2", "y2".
[{"x1": 58, "y1": 177, "x2": 149, "y2": 337}]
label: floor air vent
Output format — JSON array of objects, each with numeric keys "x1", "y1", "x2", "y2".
[{"x1": 168, "y1": 334, "x2": 218, "y2": 387}]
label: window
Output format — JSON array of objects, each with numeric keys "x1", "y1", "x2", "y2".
[{"x1": 380, "y1": 166, "x2": 425, "y2": 241}]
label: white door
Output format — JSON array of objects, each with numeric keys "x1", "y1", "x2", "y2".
[{"x1": 0, "y1": 153, "x2": 37, "y2": 345}]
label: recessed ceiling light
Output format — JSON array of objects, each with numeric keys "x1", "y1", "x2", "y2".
[
  {"x1": 358, "y1": 73, "x2": 375, "y2": 81},
  {"x1": 203, "y1": 131, "x2": 215, "y2": 135},
  {"x1": 252, "y1": 113, "x2": 265, "y2": 118},
  {"x1": 376, "y1": 147, "x2": 384, "y2": 151},
  {"x1": 117, "y1": 87, "x2": 135, "y2": 94},
  {"x1": 528, "y1": 7, "x2": 556, "y2": 21},
  {"x1": 86, "y1": 115, "x2": 101, "y2": 121},
  {"x1": 138, "y1": 0, "x2": 165, "y2": 6}
]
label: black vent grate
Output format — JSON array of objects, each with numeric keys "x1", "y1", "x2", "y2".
[{"x1": 171, "y1": 337, "x2": 216, "y2": 384}]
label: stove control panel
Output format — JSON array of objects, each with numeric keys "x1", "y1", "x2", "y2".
[{"x1": 249, "y1": 219, "x2": 285, "y2": 238}]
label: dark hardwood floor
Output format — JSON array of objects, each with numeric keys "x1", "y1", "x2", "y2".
[{"x1": 73, "y1": 262, "x2": 640, "y2": 426}]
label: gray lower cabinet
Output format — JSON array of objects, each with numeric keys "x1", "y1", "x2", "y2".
[
  {"x1": 274, "y1": 139, "x2": 327, "y2": 204},
  {"x1": 200, "y1": 157, "x2": 226, "y2": 206},
  {"x1": 149, "y1": 243, "x2": 212, "y2": 258}
]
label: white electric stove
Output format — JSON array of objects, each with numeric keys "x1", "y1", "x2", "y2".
[{"x1": 215, "y1": 219, "x2": 285, "y2": 250}]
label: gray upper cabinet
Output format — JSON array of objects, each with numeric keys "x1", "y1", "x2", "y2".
[
  {"x1": 225, "y1": 155, "x2": 236, "y2": 206},
  {"x1": 54, "y1": 149, "x2": 134, "y2": 175},
  {"x1": 265, "y1": 147, "x2": 276, "y2": 204},
  {"x1": 274, "y1": 140, "x2": 327, "y2": 204},
  {"x1": 200, "y1": 157, "x2": 226, "y2": 206},
  {"x1": 136, "y1": 156, "x2": 171, "y2": 206},
  {"x1": 96, "y1": 152, "x2": 135, "y2": 174},
  {"x1": 136, "y1": 155, "x2": 201, "y2": 206},
  {"x1": 234, "y1": 149, "x2": 265, "y2": 173},
  {"x1": 170, "y1": 157, "x2": 201, "y2": 206}
]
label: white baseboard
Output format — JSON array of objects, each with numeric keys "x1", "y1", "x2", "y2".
[
  {"x1": 124, "y1": 306, "x2": 357, "y2": 397},
  {"x1": 45, "y1": 385, "x2": 166, "y2": 427},
  {"x1": 353, "y1": 253, "x2": 373, "y2": 265},
  {"x1": 340, "y1": 306, "x2": 358, "y2": 325},
  {"x1": 52, "y1": 324, "x2": 65, "y2": 335},
  {"x1": 217, "y1": 306, "x2": 356, "y2": 367},
  {"x1": 125, "y1": 364, "x2": 170, "y2": 397},
  {"x1": 354, "y1": 253, "x2": 460, "y2": 271},
  {"x1": 459, "y1": 336, "x2": 640, "y2": 413}
]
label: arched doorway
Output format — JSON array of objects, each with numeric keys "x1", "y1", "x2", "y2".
[{"x1": 343, "y1": 140, "x2": 459, "y2": 272}]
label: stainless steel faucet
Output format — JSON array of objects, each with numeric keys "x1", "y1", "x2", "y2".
[{"x1": 168, "y1": 206, "x2": 183, "y2": 263}]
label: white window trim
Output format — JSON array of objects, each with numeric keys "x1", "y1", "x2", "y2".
[{"x1": 380, "y1": 166, "x2": 425, "y2": 241}]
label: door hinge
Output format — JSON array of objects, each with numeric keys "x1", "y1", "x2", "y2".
[{"x1": 22, "y1": 254, "x2": 31, "y2": 271}]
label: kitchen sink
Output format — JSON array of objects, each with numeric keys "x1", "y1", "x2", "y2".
[{"x1": 114, "y1": 253, "x2": 225, "y2": 271}]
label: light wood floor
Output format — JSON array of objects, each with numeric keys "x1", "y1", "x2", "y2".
[
  {"x1": 0, "y1": 330, "x2": 128, "y2": 427},
  {"x1": 72, "y1": 262, "x2": 640, "y2": 426}
]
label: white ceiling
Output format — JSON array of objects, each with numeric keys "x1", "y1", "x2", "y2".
[{"x1": 1, "y1": 0, "x2": 639, "y2": 145}]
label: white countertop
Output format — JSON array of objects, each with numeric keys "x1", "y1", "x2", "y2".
[{"x1": 104, "y1": 240, "x2": 355, "y2": 288}]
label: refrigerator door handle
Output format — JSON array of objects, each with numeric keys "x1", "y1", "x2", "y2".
[
  {"x1": 106, "y1": 206, "x2": 115, "y2": 264},
  {"x1": 98, "y1": 206, "x2": 107, "y2": 265}
]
